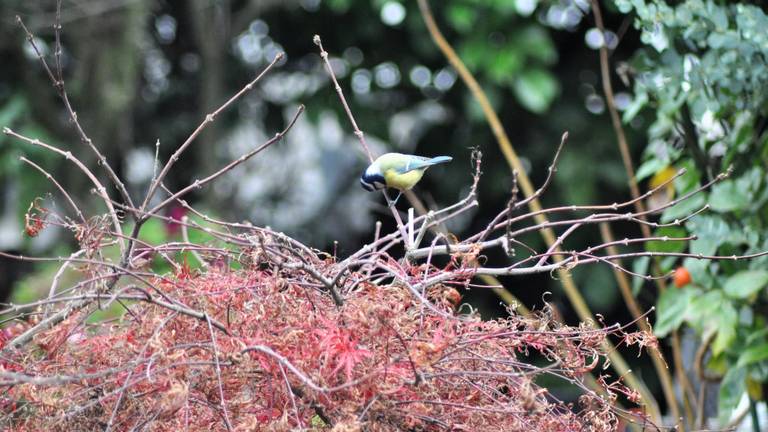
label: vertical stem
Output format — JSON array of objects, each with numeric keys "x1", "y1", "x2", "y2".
[
  {"x1": 314, "y1": 35, "x2": 411, "y2": 247},
  {"x1": 313, "y1": 35, "x2": 374, "y2": 163},
  {"x1": 750, "y1": 397, "x2": 761, "y2": 432},
  {"x1": 408, "y1": 208, "x2": 415, "y2": 247}
]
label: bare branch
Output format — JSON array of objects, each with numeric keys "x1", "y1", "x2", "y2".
[
  {"x1": 3, "y1": 127, "x2": 125, "y2": 252},
  {"x1": 142, "y1": 52, "x2": 287, "y2": 212},
  {"x1": 15, "y1": 14, "x2": 135, "y2": 214},
  {"x1": 145, "y1": 104, "x2": 304, "y2": 217},
  {"x1": 20, "y1": 156, "x2": 86, "y2": 224}
]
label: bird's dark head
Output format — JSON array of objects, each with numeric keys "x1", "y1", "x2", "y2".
[{"x1": 360, "y1": 165, "x2": 386, "y2": 192}]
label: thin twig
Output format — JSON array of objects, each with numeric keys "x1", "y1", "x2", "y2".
[
  {"x1": 313, "y1": 35, "x2": 413, "y2": 249},
  {"x1": 205, "y1": 314, "x2": 233, "y2": 431},
  {"x1": 146, "y1": 105, "x2": 304, "y2": 216},
  {"x1": 313, "y1": 35, "x2": 373, "y2": 163},
  {"x1": 141, "y1": 52, "x2": 286, "y2": 213},
  {"x1": 20, "y1": 157, "x2": 86, "y2": 224},
  {"x1": 15, "y1": 14, "x2": 135, "y2": 215},
  {"x1": 3, "y1": 127, "x2": 125, "y2": 253}
]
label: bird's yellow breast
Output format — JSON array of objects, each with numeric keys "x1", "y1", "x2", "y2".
[{"x1": 383, "y1": 168, "x2": 426, "y2": 191}]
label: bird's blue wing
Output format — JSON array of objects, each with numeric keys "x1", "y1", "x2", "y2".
[{"x1": 395, "y1": 156, "x2": 453, "y2": 173}]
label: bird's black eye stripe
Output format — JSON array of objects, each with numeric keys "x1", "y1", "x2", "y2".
[
  {"x1": 360, "y1": 178, "x2": 374, "y2": 191},
  {"x1": 360, "y1": 173, "x2": 386, "y2": 191}
]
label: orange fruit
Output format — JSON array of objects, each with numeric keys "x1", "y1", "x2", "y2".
[{"x1": 673, "y1": 267, "x2": 692, "y2": 288}]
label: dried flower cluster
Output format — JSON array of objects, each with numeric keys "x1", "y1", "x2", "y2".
[{"x1": 1, "y1": 239, "x2": 649, "y2": 431}]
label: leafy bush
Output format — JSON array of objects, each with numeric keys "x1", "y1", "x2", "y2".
[
  {"x1": 1, "y1": 251, "x2": 644, "y2": 431},
  {"x1": 618, "y1": 0, "x2": 768, "y2": 422}
]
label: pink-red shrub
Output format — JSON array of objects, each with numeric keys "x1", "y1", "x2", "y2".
[{"x1": 1, "y1": 251, "x2": 649, "y2": 431}]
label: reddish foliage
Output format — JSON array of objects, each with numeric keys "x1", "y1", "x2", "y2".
[
  {"x1": 23, "y1": 198, "x2": 47, "y2": 238},
  {"x1": 0, "y1": 253, "x2": 649, "y2": 431}
]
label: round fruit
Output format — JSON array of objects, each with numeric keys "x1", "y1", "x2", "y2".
[{"x1": 673, "y1": 267, "x2": 692, "y2": 288}]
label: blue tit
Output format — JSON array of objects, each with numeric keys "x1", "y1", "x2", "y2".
[{"x1": 360, "y1": 153, "x2": 452, "y2": 192}]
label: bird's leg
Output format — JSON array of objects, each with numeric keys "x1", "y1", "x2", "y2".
[
  {"x1": 382, "y1": 190, "x2": 394, "y2": 208},
  {"x1": 392, "y1": 191, "x2": 403, "y2": 206},
  {"x1": 382, "y1": 189, "x2": 410, "y2": 249},
  {"x1": 383, "y1": 189, "x2": 402, "y2": 208}
]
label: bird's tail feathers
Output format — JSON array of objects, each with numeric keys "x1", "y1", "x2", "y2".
[
  {"x1": 397, "y1": 155, "x2": 454, "y2": 174},
  {"x1": 426, "y1": 156, "x2": 452, "y2": 165}
]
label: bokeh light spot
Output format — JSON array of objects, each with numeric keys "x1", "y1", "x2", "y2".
[{"x1": 381, "y1": 2, "x2": 406, "y2": 26}]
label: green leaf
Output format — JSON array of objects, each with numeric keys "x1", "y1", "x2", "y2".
[
  {"x1": 655, "y1": 287, "x2": 695, "y2": 336},
  {"x1": 723, "y1": 270, "x2": 768, "y2": 299},
  {"x1": 707, "y1": 32, "x2": 739, "y2": 49},
  {"x1": 712, "y1": 302, "x2": 737, "y2": 355},
  {"x1": 673, "y1": 160, "x2": 701, "y2": 194},
  {"x1": 661, "y1": 193, "x2": 706, "y2": 223},
  {"x1": 688, "y1": 290, "x2": 725, "y2": 335},
  {"x1": 512, "y1": 69, "x2": 558, "y2": 114},
  {"x1": 646, "y1": 226, "x2": 688, "y2": 253},
  {"x1": 0, "y1": 95, "x2": 26, "y2": 127},
  {"x1": 709, "y1": 180, "x2": 750, "y2": 212},
  {"x1": 87, "y1": 302, "x2": 127, "y2": 323},
  {"x1": 631, "y1": 256, "x2": 650, "y2": 295},
  {"x1": 682, "y1": 256, "x2": 712, "y2": 287},
  {"x1": 327, "y1": 0, "x2": 351, "y2": 12},
  {"x1": 459, "y1": 38, "x2": 489, "y2": 70},
  {"x1": 615, "y1": 0, "x2": 634, "y2": 14},
  {"x1": 622, "y1": 90, "x2": 647, "y2": 122},
  {"x1": 710, "y1": 6, "x2": 729, "y2": 31},
  {"x1": 488, "y1": 49, "x2": 523, "y2": 84},
  {"x1": 635, "y1": 158, "x2": 666, "y2": 182},
  {"x1": 491, "y1": 0, "x2": 518, "y2": 15},
  {"x1": 642, "y1": 23, "x2": 669, "y2": 52},
  {"x1": 310, "y1": 414, "x2": 327, "y2": 427},
  {"x1": 719, "y1": 366, "x2": 746, "y2": 423},
  {"x1": 133, "y1": 218, "x2": 168, "y2": 246},
  {"x1": 447, "y1": 4, "x2": 477, "y2": 33},
  {"x1": 746, "y1": 328, "x2": 768, "y2": 346},
  {"x1": 687, "y1": 215, "x2": 730, "y2": 256},
  {"x1": 686, "y1": 291, "x2": 738, "y2": 355},
  {"x1": 736, "y1": 343, "x2": 768, "y2": 368},
  {"x1": 518, "y1": 26, "x2": 557, "y2": 64}
]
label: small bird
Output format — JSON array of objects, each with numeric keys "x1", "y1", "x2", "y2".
[{"x1": 360, "y1": 152, "x2": 452, "y2": 203}]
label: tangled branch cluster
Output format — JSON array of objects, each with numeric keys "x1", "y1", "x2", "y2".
[{"x1": 1, "y1": 231, "x2": 652, "y2": 431}]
